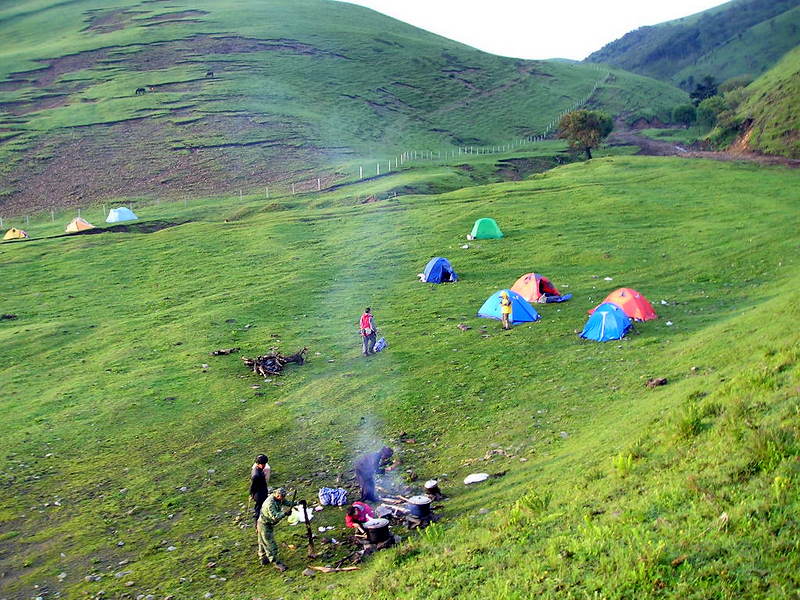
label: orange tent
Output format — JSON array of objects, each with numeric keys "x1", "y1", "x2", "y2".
[
  {"x1": 510, "y1": 273, "x2": 561, "y2": 303},
  {"x1": 65, "y1": 217, "x2": 95, "y2": 233},
  {"x1": 589, "y1": 288, "x2": 657, "y2": 321}
]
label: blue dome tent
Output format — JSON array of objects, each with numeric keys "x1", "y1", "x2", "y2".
[
  {"x1": 422, "y1": 257, "x2": 458, "y2": 283},
  {"x1": 477, "y1": 290, "x2": 541, "y2": 324},
  {"x1": 580, "y1": 302, "x2": 632, "y2": 342}
]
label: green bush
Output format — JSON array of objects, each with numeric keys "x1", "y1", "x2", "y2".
[
  {"x1": 697, "y1": 95, "x2": 728, "y2": 127},
  {"x1": 672, "y1": 104, "x2": 697, "y2": 126}
]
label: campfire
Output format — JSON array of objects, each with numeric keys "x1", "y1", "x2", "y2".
[{"x1": 241, "y1": 347, "x2": 308, "y2": 378}]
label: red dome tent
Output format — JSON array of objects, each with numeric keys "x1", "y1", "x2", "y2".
[
  {"x1": 589, "y1": 288, "x2": 657, "y2": 321},
  {"x1": 510, "y1": 273, "x2": 561, "y2": 303}
]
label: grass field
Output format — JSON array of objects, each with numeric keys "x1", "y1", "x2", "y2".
[{"x1": 1, "y1": 154, "x2": 798, "y2": 599}]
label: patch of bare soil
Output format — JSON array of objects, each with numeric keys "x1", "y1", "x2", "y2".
[
  {"x1": 0, "y1": 114, "x2": 317, "y2": 215},
  {"x1": 183, "y1": 35, "x2": 350, "y2": 59},
  {"x1": 5, "y1": 49, "x2": 110, "y2": 89},
  {"x1": 69, "y1": 220, "x2": 188, "y2": 235},
  {"x1": 495, "y1": 156, "x2": 567, "y2": 181},
  {"x1": 83, "y1": 8, "x2": 146, "y2": 34},
  {"x1": 140, "y1": 10, "x2": 209, "y2": 22},
  {"x1": 0, "y1": 94, "x2": 69, "y2": 116},
  {"x1": 607, "y1": 121, "x2": 800, "y2": 168}
]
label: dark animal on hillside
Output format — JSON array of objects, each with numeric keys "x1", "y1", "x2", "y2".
[
  {"x1": 206, "y1": 70, "x2": 214, "y2": 78},
  {"x1": 135, "y1": 87, "x2": 146, "y2": 95}
]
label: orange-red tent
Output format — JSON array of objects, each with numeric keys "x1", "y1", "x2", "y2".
[
  {"x1": 589, "y1": 288, "x2": 657, "y2": 321},
  {"x1": 65, "y1": 217, "x2": 95, "y2": 233},
  {"x1": 510, "y1": 273, "x2": 561, "y2": 303}
]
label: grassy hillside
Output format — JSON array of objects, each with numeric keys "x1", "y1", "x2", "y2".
[
  {"x1": 731, "y1": 46, "x2": 800, "y2": 158},
  {"x1": 0, "y1": 0, "x2": 686, "y2": 215},
  {"x1": 1, "y1": 155, "x2": 798, "y2": 599},
  {"x1": 585, "y1": 0, "x2": 800, "y2": 88}
]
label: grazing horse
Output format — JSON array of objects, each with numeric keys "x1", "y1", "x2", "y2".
[
  {"x1": 135, "y1": 87, "x2": 146, "y2": 95},
  {"x1": 206, "y1": 70, "x2": 214, "y2": 78}
]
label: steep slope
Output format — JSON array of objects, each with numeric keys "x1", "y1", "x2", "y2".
[
  {"x1": 585, "y1": 0, "x2": 800, "y2": 88},
  {"x1": 730, "y1": 45, "x2": 800, "y2": 157},
  {"x1": 0, "y1": 156, "x2": 798, "y2": 599},
  {"x1": 0, "y1": 0, "x2": 686, "y2": 214}
]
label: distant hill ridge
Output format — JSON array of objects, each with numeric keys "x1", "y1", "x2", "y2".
[
  {"x1": 586, "y1": 0, "x2": 800, "y2": 88},
  {"x1": 0, "y1": 0, "x2": 686, "y2": 214}
]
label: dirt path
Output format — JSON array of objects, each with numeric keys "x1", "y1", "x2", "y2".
[{"x1": 607, "y1": 121, "x2": 800, "y2": 168}]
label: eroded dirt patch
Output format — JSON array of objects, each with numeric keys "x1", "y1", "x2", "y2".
[
  {"x1": 83, "y1": 8, "x2": 146, "y2": 34},
  {"x1": 6, "y1": 49, "x2": 110, "y2": 89},
  {"x1": 0, "y1": 94, "x2": 70, "y2": 117},
  {"x1": 140, "y1": 10, "x2": 209, "y2": 23}
]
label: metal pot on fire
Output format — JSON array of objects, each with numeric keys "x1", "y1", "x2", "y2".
[
  {"x1": 406, "y1": 495, "x2": 432, "y2": 518},
  {"x1": 363, "y1": 518, "x2": 391, "y2": 543}
]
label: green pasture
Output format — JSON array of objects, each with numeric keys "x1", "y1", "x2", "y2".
[{"x1": 1, "y1": 155, "x2": 798, "y2": 599}]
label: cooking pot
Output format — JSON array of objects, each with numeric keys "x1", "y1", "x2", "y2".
[
  {"x1": 406, "y1": 495, "x2": 432, "y2": 518},
  {"x1": 363, "y1": 518, "x2": 391, "y2": 544}
]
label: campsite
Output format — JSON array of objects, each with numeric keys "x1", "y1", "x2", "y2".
[{"x1": 1, "y1": 0, "x2": 799, "y2": 599}]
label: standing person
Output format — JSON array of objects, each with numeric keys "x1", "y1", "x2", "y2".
[
  {"x1": 500, "y1": 291, "x2": 512, "y2": 330},
  {"x1": 249, "y1": 454, "x2": 271, "y2": 522},
  {"x1": 257, "y1": 487, "x2": 295, "y2": 571},
  {"x1": 354, "y1": 446, "x2": 397, "y2": 503},
  {"x1": 359, "y1": 307, "x2": 377, "y2": 356},
  {"x1": 345, "y1": 501, "x2": 375, "y2": 535}
]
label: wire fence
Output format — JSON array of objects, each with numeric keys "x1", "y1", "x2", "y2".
[{"x1": 1, "y1": 73, "x2": 608, "y2": 230}]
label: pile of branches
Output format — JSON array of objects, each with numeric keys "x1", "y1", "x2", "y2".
[{"x1": 242, "y1": 347, "x2": 308, "y2": 378}]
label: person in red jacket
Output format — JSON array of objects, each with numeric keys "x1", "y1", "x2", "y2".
[
  {"x1": 345, "y1": 501, "x2": 375, "y2": 534},
  {"x1": 358, "y1": 307, "x2": 377, "y2": 356}
]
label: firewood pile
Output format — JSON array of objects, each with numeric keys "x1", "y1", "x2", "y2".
[{"x1": 242, "y1": 347, "x2": 308, "y2": 378}]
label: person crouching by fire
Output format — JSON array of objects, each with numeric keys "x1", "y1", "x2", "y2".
[
  {"x1": 345, "y1": 501, "x2": 375, "y2": 536},
  {"x1": 355, "y1": 446, "x2": 397, "y2": 503}
]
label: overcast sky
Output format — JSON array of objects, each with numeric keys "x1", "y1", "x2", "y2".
[{"x1": 340, "y1": 0, "x2": 729, "y2": 60}]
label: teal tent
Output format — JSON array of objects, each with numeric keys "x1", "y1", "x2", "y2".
[{"x1": 470, "y1": 218, "x2": 503, "y2": 239}]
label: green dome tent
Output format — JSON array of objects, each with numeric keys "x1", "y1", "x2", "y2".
[{"x1": 470, "y1": 218, "x2": 503, "y2": 239}]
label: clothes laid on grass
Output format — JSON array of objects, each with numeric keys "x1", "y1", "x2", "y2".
[
  {"x1": 373, "y1": 337, "x2": 387, "y2": 352},
  {"x1": 318, "y1": 487, "x2": 349, "y2": 506}
]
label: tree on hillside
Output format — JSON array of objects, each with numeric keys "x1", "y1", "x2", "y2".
[
  {"x1": 672, "y1": 104, "x2": 697, "y2": 127},
  {"x1": 697, "y1": 95, "x2": 728, "y2": 128},
  {"x1": 558, "y1": 110, "x2": 613, "y2": 160},
  {"x1": 690, "y1": 76, "x2": 718, "y2": 106}
]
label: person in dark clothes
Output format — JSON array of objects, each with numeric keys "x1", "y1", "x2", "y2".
[
  {"x1": 354, "y1": 446, "x2": 396, "y2": 502},
  {"x1": 250, "y1": 454, "x2": 271, "y2": 522}
]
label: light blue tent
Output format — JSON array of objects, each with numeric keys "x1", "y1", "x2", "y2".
[
  {"x1": 580, "y1": 302, "x2": 632, "y2": 342},
  {"x1": 422, "y1": 257, "x2": 458, "y2": 283},
  {"x1": 106, "y1": 207, "x2": 138, "y2": 223},
  {"x1": 477, "y1": 290, "x2": 540, "y2": 324}
]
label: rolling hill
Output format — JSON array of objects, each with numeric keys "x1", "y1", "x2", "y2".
[
  {"x1": 585, "y1": 0, "x2": 800, "y2": 89},
  {"x1": 0, "y1": 0, "x2": 687, "y2": 215}
]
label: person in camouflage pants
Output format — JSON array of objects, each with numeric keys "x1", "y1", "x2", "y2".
[{"x1": 257, "y1": 487, "x2": 295, "y2": 571}]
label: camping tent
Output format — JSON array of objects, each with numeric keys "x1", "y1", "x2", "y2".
[
  {"x1": 106, "y1": 207, "x2": 138, "y2": 223},
  {"x1": 65, "y1": 217, "x2": 95, "y2": 233},
  {"x1": 470, "y1": 218, "x2": 503, "y2": 239},
  {"x1": 477, "y1": 289, "x2": 541, "y2": 324},
  {"x1": 580, "y1": 302, "x2": 632, "y2": 341},
  {"x1": 3, "y1": 228, "x2": 29, "y2": 240},
  {"x1": 511, "y1": 273, "x2": 561, "y2": 303},
  {"x1": 589, "y1": 288, "x2": 657, "y2": 321},
  {"x1": 422, "y1": 257, "x2": 458, "y2": 283}
]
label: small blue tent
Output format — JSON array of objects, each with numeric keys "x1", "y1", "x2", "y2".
[
  {"x1": 423, "y1": 257, "x2": 458, "y2": 283},
  {"x1": 477, "y1": 290, "x2": 541, "y2": 324},
  {"x1": 580, "y1": 302, "x2": 632, "y2": 342}
]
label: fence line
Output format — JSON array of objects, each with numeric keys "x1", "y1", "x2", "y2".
[{"x1": 1, "y1": 74, "x2": 608, "y2": 227}]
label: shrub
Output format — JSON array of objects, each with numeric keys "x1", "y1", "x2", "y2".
[
  {"x1": 676, "y1": 403, "x2": 704, "y2": 439},
  {"x1": 697, "y1": 95, "x2": 728, "y2": 128},
  {"x1": 672, "y1": 104, "x2": 697, "y2": 126}
]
